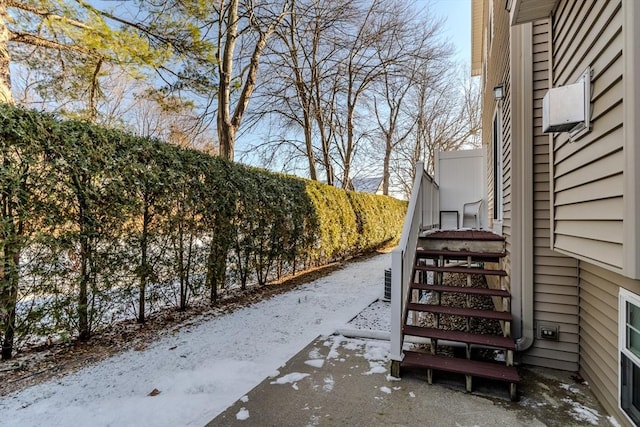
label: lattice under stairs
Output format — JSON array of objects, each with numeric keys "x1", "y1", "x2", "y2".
[{"x1": 397, "y1": 230, "x2": 520, "y2": 401}]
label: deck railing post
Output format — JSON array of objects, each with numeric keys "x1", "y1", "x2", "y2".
[
  {"x1": 390, "y1": 161, "x2": 439, "y2": 372},
  {"x1": 390, "y1": 247, "x2": 404, "y2": 363}
]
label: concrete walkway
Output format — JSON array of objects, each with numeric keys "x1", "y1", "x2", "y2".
[{"x1": 208, "y1": 333, "x2": 613, "y2": 427}]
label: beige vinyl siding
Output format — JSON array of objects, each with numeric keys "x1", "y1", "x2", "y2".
[
  {"x1": 482, "y1": 1, "x2": 512, "y2": 285},
  {"x1": 579, "y1": 262, "x2": 640, "y2": 427},
  {"x1": 551, "y1": 0, "x2": 624, "y2": 273},
  {"x1": 522, "y1": 20, "x2": 579, "y2": 371}
]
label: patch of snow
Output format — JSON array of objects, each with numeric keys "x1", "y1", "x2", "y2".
[
  {"x1": 519, "y1": 397, "x2": 547, "y2": 408},
  {"x1": 271, "y1": 372, "x2": 311, "y2": 385},
  {"x1": 0, "y1": 254, "x2": 391, "y2": 427},
  {"x1": 409, "y1": 392, "x2": 416, "y2": 398},
  {"x1": 362, "y1": 340, "x2": 388, "y2": 362},
  {"x1": 364, "y1": 365, "x2": 387, "y2": 375},
  {"x1": 562, "y1": 398, "x2": 600, "y2": 425},
  {"x1": 308, "y1": 348, "x2": 323, "y2": 360},
  {"x1": 240, "y1": 395, "x2": 249, "y2": 403},
  {"x1": 386, "y1": 374, "x2": 401, "y2": 382},
  {"x1": 347, "y1": 300, "x2": 390, "y2": 332},
  {"x1": 379, "y1": 386, "x2": 392, "y2": 394},
  {"x1": 560, "y1": 383, "x2": 581, "y2": 394},
  {"x1": 342, "y1": 339, "x2": 364, "y2": 351},
  {"x1": 306, "y1": 414, "x2": 321, "y2": 426},
  {"x1": 325, "y1": 336, "x2": 344, "y2": 359},
  {"x1": 304, "y1": 359, "x2": 325, "y2": 369},
  {"x1": 323, "y1": 375, "x2": 334, "y2": 392},
  {"x1": 236, "y1": 407, "x2": 249, "y2": 420},
  {"x1": 608, "y1": 415, "x2": 622, "y2": 427}
]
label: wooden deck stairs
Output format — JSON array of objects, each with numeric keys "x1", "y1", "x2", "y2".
[{"x1": 395, "y1": 230, "x2": 520, "y2": 400}]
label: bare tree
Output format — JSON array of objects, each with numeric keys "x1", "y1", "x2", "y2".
[
  {"x1": 215, "y1": 0, "x2": 290, "y2": 160},
  {"x1": 393, "y1": 65, "x2": 482, "y2": 196},
  {"x1": 246, "y1": 0, "x2": 361, "y2": 183},
  {"x1": 254, "y1": 0, "x2": 426, "y2": 186},
  {"x1": 370, "y1": 10, "x2": 450, "y2": 195}
]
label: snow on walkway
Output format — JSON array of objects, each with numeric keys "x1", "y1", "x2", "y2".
[{"x1": 0, "y1": 253, "x2": 390, "y2": 427}]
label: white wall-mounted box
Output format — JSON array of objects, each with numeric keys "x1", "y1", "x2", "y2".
[{"x1": 542, "y1": 68, "x2": 591, "y2": 134}]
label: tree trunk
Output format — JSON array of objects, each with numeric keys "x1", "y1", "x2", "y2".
[
  {"x1": 383, "y1": 139, "x2": 391, "y2": 195},
  {"x1": 0, "y1": 2, "x2": 13, "y2": 104},
  {"x1": 217, "y1": 118, "x2": 236, "y2": 161},
  {"x1": 217, "y1": 0, "x2": 239, "y2": 161},
  {"x1": 1, "y1": 248, "x2": 19, "y2": 360},
  {"x1": 88, "y1": 58, "x2": 103, "y2": 122},
  {"x1": 78, "y1": 207, "x2": 91, "y2": 342},
  {"x1": 0, "y1": 210, "x2": 20, "y2": 360},
  {"x1": 72, "y1": 172, "x2": 92, "y2": 342},
  {"x1": 138, "y1": 198, "x2": 150, "y2": 323},
  {"x1": 303, "y1": 115, "x2": 317, "y2": 180},
  {"x1": 288, "y1": 8, "x2": 317, "y2": 180}
]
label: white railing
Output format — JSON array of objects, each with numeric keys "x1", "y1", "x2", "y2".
[{"x1": 390, "y1": 161, "x2": 439, "y2": 362}]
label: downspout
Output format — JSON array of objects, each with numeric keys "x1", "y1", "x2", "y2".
[{"x1": 511, "y1": 22, "x2": 535, "y2": 352}]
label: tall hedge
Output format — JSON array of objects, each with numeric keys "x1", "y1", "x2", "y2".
[{"x1": 0, "y1": 105, "x2": 406, "y2": 359}]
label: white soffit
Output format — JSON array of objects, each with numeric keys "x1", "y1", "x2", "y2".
[
  {"x1": 471, "y1": 0, "x2": 484, "y2": 76},
  {"x1": 510, "y1": 0, "x2": 557, "y2": 25}
]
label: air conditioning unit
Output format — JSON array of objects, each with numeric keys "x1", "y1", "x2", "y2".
[{"x1": 383, "y1": 268, "x2": 392, "y2": 301}]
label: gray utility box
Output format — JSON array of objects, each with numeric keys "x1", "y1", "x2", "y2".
[
  {"x1": 383, "y1": 268, "x2": 391, "y2": 301},
  {"x1": 542, "y1": 68, "x2": 591, "y2": 134}
]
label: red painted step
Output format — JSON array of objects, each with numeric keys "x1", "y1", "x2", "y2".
[
  {"x1": 414, "y1": 265, "x2": 507, "y2": 276},
  {"x1": 416, "y1": 249, "x2": 506, "y2": 260},
  {"x1": 402, "y1": 350, "x2": 520, "y2": 383},
  {"x1": 402, "y1": 351, "x2": 520, "y2": 383},
  {"x1": 403, "y1": 325, "x2": 516, "y2": 350},
  {"x1": 410, "y1": 283, "x2": 510, "y2": 298},
  {"x1": 407, "y1": 303, "x2": 513, "y2": 322}
]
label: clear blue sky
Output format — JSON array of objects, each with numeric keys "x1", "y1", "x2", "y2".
[{"x1": 428, "y1": 0, "x2": 472, "y2": 66}]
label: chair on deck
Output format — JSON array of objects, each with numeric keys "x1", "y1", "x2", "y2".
[{"x1": 462, "y1": 199, "x2": 483, "y2": 229}]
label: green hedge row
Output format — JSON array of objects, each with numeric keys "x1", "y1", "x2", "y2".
[{"x1": 0, "y1": 104, "x2": 406, "y2": 359}]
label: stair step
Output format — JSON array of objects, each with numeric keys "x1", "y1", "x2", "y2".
[
  {"x1": 402, "y1": 351, "x2": 520, "y2": 383},
  {"x1": 416, "y1": 249, "x2": 505, "y2": 260},
  {"x1": 407, "y1": 303, "x2": 513, "y2": 322},
  {"x1": 414, "y1": 265, "x2": 507, "y2": 276},
  {"x1": 411, "y1": 283, "x2": 510, "y2": 298},
  {"x1": 403, "y1": 326, "x2": 516, "y2": 350},
  {"x1": 422, "y1": 230, "x2": 506, "y2": 241}
]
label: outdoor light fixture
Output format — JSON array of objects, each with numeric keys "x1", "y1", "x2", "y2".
[
  {"x1": 493, "y1": 84, "x2": 504, "y2": 101},
  {"x1": 505, "y1": 0, "x2": 512, "y2": 12}
]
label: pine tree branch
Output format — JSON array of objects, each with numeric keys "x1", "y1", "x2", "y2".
[
  {"x1": 9, "y1": 31, "x2": 94, "y2": 55},
  {"x1": 7, "y1": 0, "x2": 94, "y2": 31}
]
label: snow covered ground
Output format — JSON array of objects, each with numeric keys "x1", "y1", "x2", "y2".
[{"x1": 0, "y1": 253, "x2": 392, "y2": 427}]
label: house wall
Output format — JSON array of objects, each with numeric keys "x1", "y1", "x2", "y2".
[
  {"x1": 522, "y1": 19, "x2": 579, "y2": 371},
  {"x1": 480, "y1": 2, "x2": 580, "y2": 371},
  {"x1": 579, "y1": 262, "x2": 640, "y2": 427},
  {"x1": 481, "y1": 0, "x2": 511, "y2": 283},
  {"x1": 546, "y1": 0, "x2": 639, "y2": 424},
  {"x1": 484, "y1": 0, "x2": 640, "y2": 423},
  {"x1": 550, "y1": 0, "x2": 625, "y2": 274}
]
